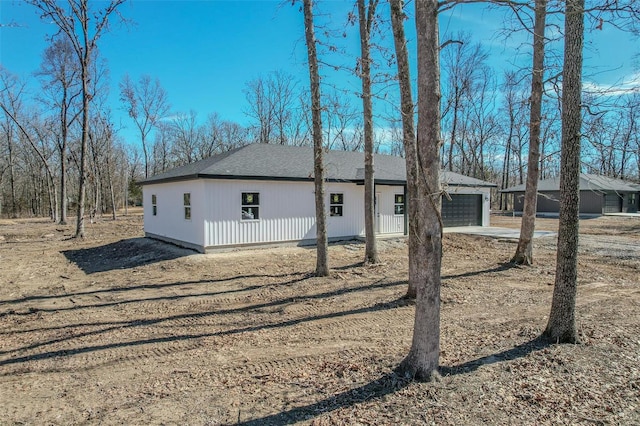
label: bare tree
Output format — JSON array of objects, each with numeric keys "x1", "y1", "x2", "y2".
[
  {"x1": 37, "y1": 36, "x2": 82, "y2": 224},
  {"x1": 464, "y1": 66, "x2": 500, "y2": 179},
  {"x1": 323, "y1": 91, "x2": 363, "y2": 151},
  {"x1": 0, "y1": 68, "x2": 21, "y2": 218},
  {"x1": 245, "y1": 76, "x2": 273, "y2": 144},
  {"x1": 269, "y1": 70, "x2": 298, "y2": 145},
  {"x1": 390, "y1": 0, "x2": 418, "y2": 298},
  {"x1": 199, "y1": 112, "x2": 223, "y2": 158},
  {"x1": 441, "y1": 33, "x2": 489, "y2": 173},
  {"x1": 512, "y1": 0, "x2": 548, "y2": 265},
  {"x1": 284, "y1": 93, "x2": 312, "y2": 147},
  {"x1": 152, "y1": 121, "x2": 174, "y2": 174},
  {"x1": 544, "y1": 0, "x2": 584, "y2": 344},
  {"x1": 27, "y1": 0, "x2": 126, "y2": 238},
  {"x1": 583, "y1": 95, "x2": 638, "y2": 179},
  {"x1": 220, "y1": 120, "x2": 251, "y2": 151},
  {"x1": 357, "y1": 0, "x2": 380, "y2": 264},
  {"x1": 499, "y1": 71, "x2": 525, "y2": 209},
  {"x1": 398, "y1": 0, "x2": 443, "y2": 381},
  {"x1": 170, "y1": 111, "x2": 202, "y2": 165},
  {"x1": 302, "y1": 0, "x2": 329, "y2": 277},
  {"x1": 0, "y1": 76, "x2": 59, "y2": 221},
  {"x1": 119, "y1": 74, "x2": 170, "y2": 179},
  {"x1": 244, "y1": 70, "x2": 299, "y2": 145}
]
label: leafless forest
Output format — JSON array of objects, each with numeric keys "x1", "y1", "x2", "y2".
[{"x1": 1, "y1": 1, "x2": 638, "y2": 221}]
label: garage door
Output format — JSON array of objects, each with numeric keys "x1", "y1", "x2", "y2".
[
  {"x1": 603, "y1": 193, "x2": 622, "y2": 213},
  {"x1": 442, "y1": 194, "x2": 482, "y2": 227}
]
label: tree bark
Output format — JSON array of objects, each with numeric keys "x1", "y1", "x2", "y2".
[
  {"x1": 358, "y1": 0, "x2": 379, "y2": 265},
  {"x1": 59, "y1": 83, "x2": 70, "y2": 224},
  {"x1": 76, "y1": 27, "x2": 90, "y2": 238},
  {"x1": 544, "y1": 0, "x2": 584, "y2": 344},
  {"x1": 6, "y1": 127, "x2": 17, "y2": 218},
  {"x1": 398, "y1": 0, "x2": 443, "y2": 381},
  {"x1": 390, "y1": 0, "x2": 418, "y2": 298},
  {"x1": 302, "y1": 0, "x2": 329, "y2": 276},
  {"x1": 59, "y1": 111, "x2": 68, "y2": 224},
  {"x1": 512, "y1": 0, "x2": 547, "y2": 265}
]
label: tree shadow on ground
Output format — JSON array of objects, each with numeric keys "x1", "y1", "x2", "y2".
[
  {"x1": 237, "y1": 370, "x2": 413, "y2": 425},
  {"x1": 0, "y1": 280, "x2": 408, "y2": 362},
  {"x1": 440, "y1": 335, "x2": 551, "y2": 376},
  {"x1": 0, "y1": 272, "x2": 310, "y2": 308},
  {"x1": 442, "y1": 262, "x2": 517, "y2": 280},
  {"x1": 237, "y1": 336, "x2": 551, "y2": 425},
  {"x1": 61, "y1": 237, "x2": 195, "y2": 274}
]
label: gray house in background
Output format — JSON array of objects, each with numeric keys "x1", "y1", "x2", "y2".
[{"x1": 502, "y1": 174, "x2": 640, "y2": 215}]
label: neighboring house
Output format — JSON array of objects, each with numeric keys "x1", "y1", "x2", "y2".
[
  {"x1": 502, "y1": 174, "x2": 640, "y2": 215},
  {"x1": 141, "y1": 144, "x2": 496, "y2": 252}
]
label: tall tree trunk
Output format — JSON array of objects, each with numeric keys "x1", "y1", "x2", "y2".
[
  {"x1": 302, "y1": 0, "x2": 329, "y2": 277},
  {"x1": 107, "y1": 160, "x2": 117, "y2": 220},
  {"x1": 358, "y1": 0, "x2": 379, "y2": 264},
  {"x1": 7, "y1": 129, "x2": 18, "y2": 218},
  {"x1": 59, "y1": 133, "x2": 68, "y2": 224},
  {"x1": 448, "y1": 89, "x2": 459, "y2": 172},
  {"x1": 544, "y1": 0, "x2": 584, "y2": 344},
  {"x1": 59, "y1": 88, "x2": 69, "y2": 225},
  {"x1": 399, "y1": 0, "x2": 443, "y2": 381},
  {"x1": 76, "y1": 61, "x2": 89, "y2": 238},
  {"x1": 48, "y1": 173, "x2": 58, "y2": 222},
  {"x1": 502, "y1": 119, "x2": 513, "y2": 211},
  {"x1": 512, "y1": 0, "x2": 547, "y2": 265},
  {"x1": 390, "y1": 0, "x2": 418, "y2": 298},
  {"x1": 142, "y1": 133, "x2": 149, "y2": 179}
]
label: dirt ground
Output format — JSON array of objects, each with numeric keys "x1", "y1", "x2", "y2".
[{"x1": 0, "y1": 210, "x2": 638, "y2": 425}]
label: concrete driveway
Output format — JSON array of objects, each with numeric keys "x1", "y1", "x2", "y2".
[{"x1": 444, "y1": 226, "x2": 557, "y2": 239}]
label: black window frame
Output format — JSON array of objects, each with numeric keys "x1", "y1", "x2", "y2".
[
  {"x1": 394, "y1": 194, "x2": 405, "y2": 215},
  {"x1": 152, "y1": 194, "x2": 157, "y2": 216},
  {"x1": 330, "y1": 193, "x2": 343, "y2": 217},
  {"x1": 183, "y1": 193, "x2": 191, "y2": 220},
  {"x1": 242, "y1": 192, "x2": 260, "y2": 220}
]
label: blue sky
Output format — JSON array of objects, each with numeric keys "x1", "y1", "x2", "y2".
[{"x1": 1, "y1": 0, "x2": 638, "y2": 147}]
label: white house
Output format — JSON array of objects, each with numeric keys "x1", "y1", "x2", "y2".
[{"x1": 141, "y1": 144, "x2": 496, "y2": 252}]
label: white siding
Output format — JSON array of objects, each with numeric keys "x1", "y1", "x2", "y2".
[
  {"x1": 326, "y1": 182, "x2": 366, "y2": 239},
  {"x1": 143, "y1": 180, "x2": 205, "y2": 248},
  {"x1": 203, "y1": 180, "x2": 366, "y2": 248},
  {"x1": 376, "y1": 186, "x2": 406, "y2": 234},
  {"x1": 142, "y1": 178, "x2": 493, "y2": 251}
]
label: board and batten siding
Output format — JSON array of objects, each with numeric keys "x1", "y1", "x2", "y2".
[
  {"x1": 203, "y1": 180, "x2": 367, "y2": 248},
  {"x1": 143, "y1": 178, "x2": 491, "y2": 252},
  {"x1": 143, "y1": 180, "x2": 205, "y2": 251},
  {"x1": 376, "y1": 186, "x2": 406, "y2": 234}
]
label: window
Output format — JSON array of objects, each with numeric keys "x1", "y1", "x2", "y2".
[
  {"x1": 242, "y1": 192, "x2": 260, "y2": 220},
  {"x1": 330, "y1": 193, "x2": 343, "y2": 217},
  {"x1": 183, "y1": 193, "x2": 191, "y2": 220},
  {"x1": 152, "y1": 194, "x2": 157, "y2": 216},
  {"x1": 394, "y1": 194, "x2": 405, "y2": 215},
  {"x1": 629, "y1": 193, "x2": 636, "y2": 205}
]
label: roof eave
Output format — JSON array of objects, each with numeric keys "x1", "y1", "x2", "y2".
[{"x1": 138, "y1": 174, "x2": 201, "y2": 186}]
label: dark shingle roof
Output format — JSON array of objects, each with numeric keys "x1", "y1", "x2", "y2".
[
  {"x1": 502, "y1": 174, "x2": 640, "y2": 193},
  {"x1": 141, "y1": 143, "x2": 496, "y2": 187}
]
